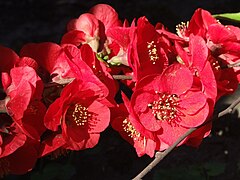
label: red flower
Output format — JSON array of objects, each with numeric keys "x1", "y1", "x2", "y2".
[
  {"x1": 89, "y1": 4, "x2": 122, "y2": 30},
  {"x1": 128, "y1": 17, "x2": 171, "y2": 82},
  {"x1": 3, "y1": 66, "x2": 46, "y2": 140},
  {"x1": 21, "y1": 43, "x2": 110, "y2": 95},
  {"x1": 20, "y1": 42, "x2": 77, "y2": 83},
  {"x1": 0, "y1": 46, "x2": 18, "y2": 74},
  {"x1": 106, "y1": 25, "x2": 131, "y2": 66},
  {"x1": 44, "y1": 79, "x2": 110, "y2": 151},
  {"x1": 176, "y1": 8, "x2": 239, "y2": 97},
  {"x1": 206, "y1": 23, "x2": 240, "y2": 97},
  {"x1": 176, "y1": 8, "x2": 217, "y2": 39},
  {"x1": 0, "y1": 136, "x2": 39, "y2": 177},
  {"x1": 111, "y1": 93, "x2": 157, "y2": 157},
  {"x1": 131, "y1": 64, "x2": 209, "y2": 148},
  {"x1": 0, "y1": 46, "x2": 46, "y2": 140},
  {"x1": 63, "y1": 13, "x2": 100, "y2": 51},
  {"x1": 0, "y1": 116, "x2": 26, "y2": 159},
  {"x1": 62, "y1": 4, "x2": 121, "y2": 52},
  {"x1": 175, "y1": 35, "x2": 217, "y2": 104},
  {"x1": 0, "y1": 114, "x2": 39, "y2": 177},
  {"x1": 80, "y1": 44, "x2": 118, "y2": 106}
]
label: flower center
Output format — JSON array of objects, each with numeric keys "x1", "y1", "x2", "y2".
[
  {"x1": 122, "y1": 118, "x2": 141, "y2": 141},
  {"x1": 148, "y1": 93, "x2": 179, "y2": 122},
  {"x1": 67, "y1": 104, "x2": 91, "y2": 127},
  {"x1": 147, "y1": 41, "x2": 159, "y2": 64}
]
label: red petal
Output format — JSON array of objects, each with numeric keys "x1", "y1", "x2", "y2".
[
  {"x1": 6, "y1": 82, "x2": 33, "y2": 120},
  {"x1": 107, "y1": 27, "x2": 130, "y2": 49},
  {"x1": 0, "y1": 128, "x2": 26, "y2": 158},
  {"x1": 0, "y1": 45, "x2": 18, "y2": 73},
  {"x1": 61, "y1": 30, "x2": 86, "y2": 46},
  {"x1": 189, "y1": 35, "x2": 208, "y2": 72},
  {"x1": 68, "y1": 13, "x2": 99, "y2": 37},
  {"x1": 132, "y1": 90, "x2": 155, "y2": 113},
  {"x1": 160, "y1": 64, "x2": 193, "y2": 95},
  {"x1": 179, "y1": 91, "x2": 207, "y2": 115},
  {"x1": 39, "y1": 133, "x2": 66, "y2": 157},
  {"x1": 157, "y1": 121, "x2": 188, "y2": 146},
  {"x1": 8, "y1": 139, "x2": 38, "y2": 175},
  {"x1": 139, "y1": 109, "x2": 161, "y2": 131},
  {"x1": 88, "y1": 101, "x2": 110, "y2": 133},
  {"x1": 200, "y1": 61, "x2": 217, "y2": 102},
  {"x1": 208, "y1": 24, "x2": 237, "y2": 44},
  {"x1": 186, "y1": 122, "x2": 212, "y2": 147},
  {"x1": 20, "y1": 42, "x2": 72, "y2": 78},
  {"x1": 89, "y1": 4, "x2": 121, "y2": 29},
  {"x1": 44, "y1": 98, "x2": 62, "y2": 131},
  {"x1": 21, "y1": 101, "x2": 47, "y2": 140},
  {"x1": 180, "y1": 102, "x2": 209, "y2": 128}
]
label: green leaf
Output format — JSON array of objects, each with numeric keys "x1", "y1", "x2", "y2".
[{"x1": 213, "y1": 12, "x2": 240, "y2": 23}]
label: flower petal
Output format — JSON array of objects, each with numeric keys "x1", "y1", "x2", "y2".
[
  {"x1": 160, "y1": 64, "x2": 193, "y2": 95},
  {"x1": 179, "y1": 90, "x2": 207, "y2": 115},
  {"x1": 180, "y1": 102, "x2": 209, "y2": 128},
  {"x1": 88, "y1": 101, "x2": 110, "y2": 133},
  {"x1": 139, "y1": 109, "x2": 161, "y2": 131}
]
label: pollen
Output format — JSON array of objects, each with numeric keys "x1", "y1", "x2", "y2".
[
  {"x1": 148, "y1": 93, "x2": 179, "y2": 123},
  {"x1": 147, "y1": 41, "x2": 159, "y2": 64},
  {"x1": 176, "y1": 21, "x2": 189, "y2": 38},
  {"x1": 209, "y1": 58, "x2": 221, "y2": 71},
  {"x1": 122, "y1": 118, "x2": 141, "y2": 141},
  {"x1": 71, "y1": 104, "x2": 91, "y2": 126}
]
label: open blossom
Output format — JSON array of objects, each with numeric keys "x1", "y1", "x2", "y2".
[
  {"x1": 176, "y1": 8, "x2": 240, "y2": 97},
  {"x1": 111, "y1": 93, "x2": 157, "y2": 157},
  {"x1": 20, "y1": 42, "x2": 116, "y2": 107},
  {"x1": 20, "y1": 42, "x2": 77, "y2": 83},
  {"x1": 131, "y1": 64, "x2": 210, "y2": 149},
  {"x1": 1, "y1": 2, "x2": 240, "y2": 176},
  {"x1": 128, "y1": 17, "x2": 172, "y2": 82},
  {"x1": 2, "y1": 66, "x2": 46, "y2": 140},
  {"x1": 79, "y1": 44, "x2": 118, "y2": 106},
  {"x1": 62, "y1": 4, "x2": 121, "y2": 52},
  {"x1": 0, "y1": 46, "x2": 46, "y2": 140},
  {"x1": 0, "y1": 46, "x2": 43, "y2": 176},
  {"x1": 43, "y1": 79, "x2": 110, "y2": 151},
  {"x1": 175, "y1": 34, "x2": 217, "y2": 105}
]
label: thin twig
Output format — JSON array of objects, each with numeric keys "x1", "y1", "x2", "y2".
[
  {"x1": 112, "y1": 75, "x2": 133, "y2": 80},
  {"x1": 132, "y1": 95, "x2": 240, "y2": 180}
]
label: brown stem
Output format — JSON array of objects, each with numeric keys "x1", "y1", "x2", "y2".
[
  {"x1": 132, "y1": 95, "x2": 240, "y2": 180},
  {"x1": 112, "y1": 75, "x2": 133, "y2": 80}
]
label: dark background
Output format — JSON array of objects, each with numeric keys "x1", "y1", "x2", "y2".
[{"x1": 1, "y1": 0, "x2": 240, "y2": 179}]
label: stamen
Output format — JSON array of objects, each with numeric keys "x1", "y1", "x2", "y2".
[
  {"x1": 176, "y1": 21, "x2": 189, "y2": 38},
  {"x1": 149, "y1": 93, "x2": 180, "y2": 123},
  {"x1": 122, "y1": 118, "x2": 141, "y2": 141},
  {"x1": 147, "y1": 41, "x2": 159, "y2": 64},
  {"x1": 70, "y1": 104, "x2": 91, "y2": 126}
]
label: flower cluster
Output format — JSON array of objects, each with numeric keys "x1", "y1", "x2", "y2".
[{"x1": 0, "y1": 4, "x2": 239, "y2": 176}]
